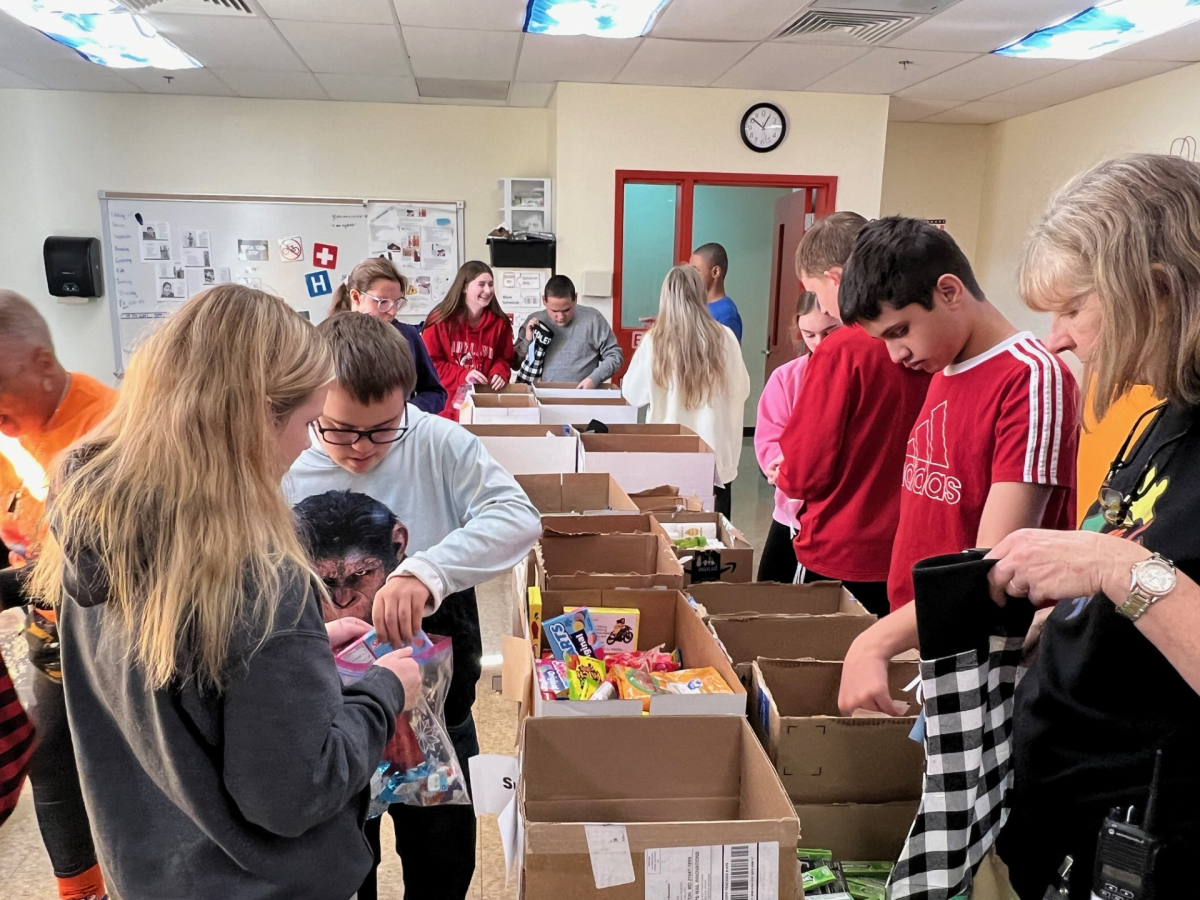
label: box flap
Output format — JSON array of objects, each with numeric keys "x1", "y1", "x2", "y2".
[
  {"x1": 707, "y1": 613, "x2": 877, "y2": 667},
  {"x1": 689, "y1": 581, "x2": 867, "y2": 617},
  {"x1": 793, "y1": 800, "x2": 920, "y2": 860},
  {"x1": 516, "y1": 473, "x2": 637, "y2": 514},
  {"x1": 469, "y1": 393, "x2": 539, "y2": 409},
  {"x1": 463, "y1": 424, "x2": 573, "y2": 437}
]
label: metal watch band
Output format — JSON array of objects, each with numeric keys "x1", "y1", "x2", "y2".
[{"x1": 1116, "y1": 591, "x2": 1154, "y2": 621}]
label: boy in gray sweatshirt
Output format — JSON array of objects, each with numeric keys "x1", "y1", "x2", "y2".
[
  {"x1": 286, "y1": 313, "x2": 540, "y2": 900},
  {"x1": 515, "y1": 274, "x2": 623, "y2": 387}
]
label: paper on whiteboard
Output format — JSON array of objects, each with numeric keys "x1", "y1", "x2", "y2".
[
  {"x1": 182, "y1": 247, "x2": 212, "y2": 268},
  {"x1": 156, "y1": 279, "x2": 185, "y2": 300},
  {"x1": 182, "y1": 229, "x2": 210, "y2": 249}
]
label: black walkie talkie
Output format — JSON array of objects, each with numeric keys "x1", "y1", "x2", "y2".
[{"x1": 1091, "y1": 749, "x2": 1163, "y2": 900}]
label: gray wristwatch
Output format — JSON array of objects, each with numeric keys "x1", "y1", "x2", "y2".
[{"x1": 1116, "y1": 553, "x2": 1177, "y2": 622}]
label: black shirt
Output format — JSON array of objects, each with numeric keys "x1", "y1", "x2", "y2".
[{"x1": 1008, "y1": 402, "x2": 1199, "y2": 892}]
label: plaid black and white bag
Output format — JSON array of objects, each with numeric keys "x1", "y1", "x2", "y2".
[
  {"x1": 515, "y1": 318, "x2": 553, "y2": 384},
  {"x1": 889, "y1": 550, "x2": 1035, "y2": 900}
]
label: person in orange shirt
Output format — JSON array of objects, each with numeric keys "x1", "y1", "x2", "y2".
[{"x1": 0, "y1": 290, "x2": 116, "y2": 900}]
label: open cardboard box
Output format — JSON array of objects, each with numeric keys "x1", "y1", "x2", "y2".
[
  {"x1": 532, "y1": 382, "x2": 622, "y2": 399},
  {"x1": 541, "y1": 512, "x2": 667, "y2": 539},
  {"x1": 515, "y1": 473, "x2": 637, "y2": 515},
  {"x1": 469, "y1": 382, "x2": 533, "y2": 394},
  {"x1": 707, "y1": 610, "x2": 878, "y2": 685},
  {"x1": 575, "y1": 425, "x2": 717, "y2": 512},
  {"x1": 689, "y1": 581, "x2": 869, "y2": 618},
  {"x1": 459, "y1": 392, "x2": 540, "y2": 425},
  {"x1": 537, "y1": 396, "x2": 639, "y2": 426},
  {"x1": 654, "y1": 511, "x2": 755, "y2": 585},
  {"x1": 520, "y1": 715, "x2": 798, "y2": 900},
  {"x1": 462, "y1": 424, "x2": 577, "y2": 476},
  {"x1": 536, "y1": 530, "x2": 685, "y2": 592},
  {"x1": 751, "y1": 658, "x2": 924, "y2": 805},
  {"x1": 629, "y1": 485, "x2": 704, "y2": 512},
  {"x1": 793, "y1": 800, "x2": 920, "y2": 861},
  {"x1": 502, "y1": 588, "x2": 746, "y2": 717}
]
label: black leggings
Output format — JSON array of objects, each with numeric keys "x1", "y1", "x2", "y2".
[
  {"x1": 800, "y1": 567, "x2": 890, "y2": 618},
  {"x1": 713, "y1": 482, "x2": 731, "y2": 519},
  {"x1": 757, "y1": 519, "x2": 799, "y2": 583}
]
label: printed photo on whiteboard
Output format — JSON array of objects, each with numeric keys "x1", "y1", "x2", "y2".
[
  {"x1": 155, "y1": 262, "x2": 185, "y2": 280},
  {"x1": 404, "y1": 207, "x2": 428, "y2": 220},
  {"x1": 238, "y1": 240, "x2": 269, "y2": 262},
  {"x1": 278, "y1": 236, "x2": 304, "y2": 262},
  {"x1": 140, "y1": 221, "x2": 170, "y2": 242},
  {"x1": 157, "y1": 279, "x2": 186, "y2": 300},
  {"x1": 426, "y1": 243, "x2": 451, "y2": 268},
  {"x1": 141, "y1": 240, "x2": 171, "y2": 262},
  {"x1": 182, "y1": 248, "x2": 212, "y2": 268},
  {"x1": 413, "y1": 275, "x2": 431, "y2": 297},
  {"x1": 183, "y1": 229, "x2": 210, "y2": 249},
  {"x1": 185, "y1": 268, "x2": 222, "y2": 297}
]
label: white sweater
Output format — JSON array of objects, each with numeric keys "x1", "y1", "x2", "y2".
[{"x1": 621, "y1": 327, "x2": 750, "y2": 485}]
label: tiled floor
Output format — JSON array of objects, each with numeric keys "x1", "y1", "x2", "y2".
[{"x1": 0, "y1": 439, "x2": 774, "y2": 899}]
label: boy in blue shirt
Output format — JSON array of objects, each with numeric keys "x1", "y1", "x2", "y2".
[{"x1": 690, "y1": 242, "x2": 743, "y2": 342}]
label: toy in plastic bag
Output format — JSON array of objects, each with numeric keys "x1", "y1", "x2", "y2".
[{"x1": 334, "y1": 629, "x2": 471, "y2": 813}]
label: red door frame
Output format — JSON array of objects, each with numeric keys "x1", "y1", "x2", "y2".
[{"x1": 611, "y1": 169, "x2": 838, "y2": 373}]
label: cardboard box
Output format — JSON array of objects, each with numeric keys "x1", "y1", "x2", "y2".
[
  {"x1": 541, "y1": 511, "x2": 666, "y2": 538},
  {"x1": 688, "y1": 581, "x2": 870, "y2": 618},
  {"x1": 502, "y1": 588, "x2": 746, "y2": 717},
  {"x1": 655, "y1": 511, "x2": 755, "y2": 585},
  {"x1": 463, "y1": 424, "x2": 577, "y2": 476},
  {"x1": 469, "y1": 382, "x2": 533, "y2": 395},
  {"x1": 629, "y1": 485, "x2": 704, "y2": 512},
  {"x1": 536, "y1": 530, "x2": 686, "y2": 592},
  {"x1": 459, "y1": 392, "x2": 540, "y2": 425},
  {"x1": 751, "y1": 658, "x2": 924, "y2": 805},
  {"x1": 532, "y1": 382, "x2": 622, "y2": 399},
  {"x1": 520, "y1": 715, "x2": 799, "y2": 900},
  {"x1": 793, "y1": 800, "x2": 919, "y2": 861},
  {"x1": 537, "y1": 395, "x2": 639, "y2": 426},
  {"x1": 707, "y1": 611, "x2": 878, "y2": 685},
  {"x1": 515, "y1": 473, "x2": 637, "y2": 515},
  {"x1": 576, "y1": 425, "x2": 717, "y2": 512}
]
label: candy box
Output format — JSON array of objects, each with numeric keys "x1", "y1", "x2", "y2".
[
  {"x1": 565, "y1": 654, "x2": 606, "y2": 700},
  {"x1": 542, "y1": 608, "x2": 601, "y2": 660},
  {"x1": 564, "y1": 606, "x2": 639, "y2": 652},
  {"x1": 333, "y1": 628, "x2": 390, "y2": 684},
  {"x1": 535, "y1": 659, "x2": 568, "y2": 701}
]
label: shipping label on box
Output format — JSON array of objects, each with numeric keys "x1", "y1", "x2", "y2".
[{"x1": 645, "y1": 842, "x2": 780, "y2": 900}]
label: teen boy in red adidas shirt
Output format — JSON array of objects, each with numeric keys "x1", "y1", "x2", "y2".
[
  {"x1": 776, "y1": 213, "x2": 931, "y2": 616},
  {"x1": 836, "y1": 217, "x2": 1079, "y2": 715}
]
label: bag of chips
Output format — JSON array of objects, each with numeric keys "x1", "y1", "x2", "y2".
[{"x1": 652, "y1": 667, "x2": 732, "y2": 696}]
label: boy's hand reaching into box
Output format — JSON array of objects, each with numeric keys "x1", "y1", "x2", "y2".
[{"x1": 372, "y1": 573, "x2": 433, "y2": 646}]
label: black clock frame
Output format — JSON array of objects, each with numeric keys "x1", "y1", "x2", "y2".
[{"x1": 740, "y1": 102, "x2": 787, "y2": 153}]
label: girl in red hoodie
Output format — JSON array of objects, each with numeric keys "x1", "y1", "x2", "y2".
[{"x1": 422, "y1": 261, "x2": 515, "y2": 420}]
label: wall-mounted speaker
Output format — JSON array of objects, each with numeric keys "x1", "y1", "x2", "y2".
[{"x1": 43, "y1": 237, "x2": 103, "y2": 299}]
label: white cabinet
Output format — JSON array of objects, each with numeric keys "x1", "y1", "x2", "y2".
[{"x1": 499, "y1": 178, "x2": 553, "y2": 235}]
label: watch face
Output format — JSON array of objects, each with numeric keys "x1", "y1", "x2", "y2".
[
  {"x1": 1138, "y1": 558, "x2": 1176, "y2": 594},
  {"x1": 742, "y1": 104, "x2": 785, "y2": 152}
]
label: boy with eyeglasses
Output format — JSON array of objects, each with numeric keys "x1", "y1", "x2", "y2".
[{"x1": 285, "y1": 312, "x2": 540, "y2": 900}]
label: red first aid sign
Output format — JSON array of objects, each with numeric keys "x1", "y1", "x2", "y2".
[{"x1": 313, "y1": 243, "x2": 338, "y2": 269}]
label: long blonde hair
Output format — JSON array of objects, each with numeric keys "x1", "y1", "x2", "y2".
[
  {"x1": 329, "y1": 257, "x2": 409, "y2": 315},
  {"x1": 30, "y1": 286, "x2": 333, "y2": 691},
  {"x1": 1021, "y1": 153, "x2": 1200, "y2": 421},
  {"x1": 647, "y1": 265, "x2": 729, "y2": 409}
]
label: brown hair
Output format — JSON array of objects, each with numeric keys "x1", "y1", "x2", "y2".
[
  {"x1": 329, "y1": 257, "x2": 409, "y2": 315},
  {"x1": 796, "y1": 211, "x2": 868, "y2": 278},
  {"x1": 427, "y1": 260, "x2": 503, "y2": 325},
  {"x1": 794, "y1": 290, "x2": 821, "y2": 356},
  {"x1": 1021, "y1": 153, "x2": 1200, "y2": 420},
  {"x1": 317, "y1": 311, "x2": 416, "y2": 405}
]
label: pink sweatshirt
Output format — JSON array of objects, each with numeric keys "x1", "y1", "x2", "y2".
[{"x1": 755, "y1": 355, "x2": 808, "y2": 528}]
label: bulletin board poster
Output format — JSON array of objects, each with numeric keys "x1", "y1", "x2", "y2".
[
  {"x1": 495, "y1": 267, "x2": 551, "y2": 337},
  {"x1": 366, "y1": 202, "x2": 460, "y2": 317}
]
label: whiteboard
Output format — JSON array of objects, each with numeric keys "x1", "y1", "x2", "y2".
[{"x1": 100, "y1": 191, "x2": 465, "y2": 376}]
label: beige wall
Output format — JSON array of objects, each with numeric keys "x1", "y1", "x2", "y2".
[
  {"x1": 0, "y1": 89, "x2": 548, "y2": 380},
  {"x1": 879, "y1": 122, "x2": 987, "y2": 262}
]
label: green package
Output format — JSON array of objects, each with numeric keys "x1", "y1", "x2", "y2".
[
  {"x1": 797, "y1": 847, "x2": 834, "y2": 861},
  {"x1": 802, "y1": 866, "x2": 837, "y2": 891},
  {"x1": 841, "y1": 861, "x2": 893, "y2": 877}
]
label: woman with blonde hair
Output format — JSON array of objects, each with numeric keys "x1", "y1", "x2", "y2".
[
  {"x1": 31, "y1": 286, "x2": 421, "y2": 900},
  {"x1": 329, "y1": 257, "x2": 446, "y2": 413},
  {"x1": 973, "y1": 154, "x2": 1200, "y2": 896},
  {"x1": 622, "y1": 265, "x2": 750, "y2": 517}
]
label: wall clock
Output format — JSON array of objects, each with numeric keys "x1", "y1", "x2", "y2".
[{"x1": 741, "y1": 103, "x2": 786, "y2": 153}]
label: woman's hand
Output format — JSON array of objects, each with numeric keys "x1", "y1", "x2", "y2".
[
  {"x1": 489, "y1": 373, "x2": 507, "y2": 391},
  {"x1": 325, "y1": 616, "x2": 372, "y2": 652},
  {"x1": 465, "y1": 369, "x2": 488, "y2": 385},
  {"x1": 838, "y1": 632, "x2": 899, "y2": 716},
  {"x1": 373, "y1": 647, "x2": 422, "y2": 712},
  {"x1": 765, "y1": 454, "x2": 783, "y2": 486},
  {"x1": 986, "y1": 529, "x2": 1151, "y2": 607}
]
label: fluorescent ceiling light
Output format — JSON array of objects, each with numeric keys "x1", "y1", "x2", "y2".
[
  {"x1": 523, "y1": 0, "x2": 670, "y2": 38},
  {"x1": 0, "y1": 0, "x2": 201, "y2": 68},
  {"x1": 995, "y1": 0, "x2": 1200, "y2": 60}
]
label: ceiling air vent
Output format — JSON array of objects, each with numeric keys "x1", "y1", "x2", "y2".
[
  {"x1": 120, "y1": 0, "x2": 254, "y2": 14},
  {"x1": 776, "y1": 9, "x2": 919, "y2": 44}
]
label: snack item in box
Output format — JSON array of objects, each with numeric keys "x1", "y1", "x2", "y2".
[
  {"x1": 604, "y1": 644, "x2": 681, "y2": 673},
  {"x1": 565, "y1": 606, "x2": 639, "y2": 651},
  {"x1": 333, "y1": 628, "x2": 390, "y2": 684},
  {"x1": 528, "y1": 586, "x2": 543, "y2": 659},
  {"x1": 566, "y1": 654, "x2": 607, "y2": 700},
  {"x1": 542, "y1": 608, "x2": 601, "y2": 660},
  {"x1": 612, "y1": 665, "x2": 663, "y2": 712},
  {"x1": 535, "y1": 659, "x2": 568, "y2": 700},
  {"x1": 652, "y1": 667, "x2": 731, "y2": 695}
]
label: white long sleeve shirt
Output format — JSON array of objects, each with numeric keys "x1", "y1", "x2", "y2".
[
  {"x1": 285, "y1": 405, "x2": 541, "y2": 611},
  {"x1": 621, "y1": 326, "x2": 750, "y2": 485}
]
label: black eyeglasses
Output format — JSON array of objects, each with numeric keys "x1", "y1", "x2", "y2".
[
  {"x1": 1098, "y1": 402, "x2": 1186, "y2": 526},
  {"x1": 312, "y1": 407, "x2": 408, "y2": 446}
]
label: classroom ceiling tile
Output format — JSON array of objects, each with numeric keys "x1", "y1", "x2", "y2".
[
  {"x1": 515, "y1": 34, "x2": 640, "y2": 83},
  {"x1": 922, "y1": 99, "x2": 1045, "y2": 124},
  {"x1": 713, "y1": 42, "x2": 868, "y2": 91},
  {"x1": 614, "y1": 38, "x2": 756, "y2": 88},
  {"x1": 508, "y1": 81, "x2": 556, "y2": 107},
  {"x1": 316, "y1": 73, "x2": 420, "y2": 102},
  {"x1": 392, "y1": 0, "x2": 527, "y2": 31},
  {"x1": 2, "y1": 58, "x2": 142, "y2": 92},
  {"x1": 403, "y1": 27, "x2": 521, "y2": 81},
  {"x1": 258, "y1": 0, "x2": 396, "y2": 25},
  {"x1": 651, "y1": 0, "x2": 814, "y2": 42},
  {"x1": 275, "y1": 21, "x2": 411, "y2": 76},
  {"x1": 144, "y1": 14, "x2": 307, "y2": 71},
  {"x1": 0, "y1": 65, "x2": 44, "y2": 89},
  {"x1": 115, "y1": 67, "x2": 237, "y2": 96},
  {"x1": 417, "y1": 95, "x2": 508, "y2": 106},
  {"x1": 898, "y1": 54, "x2": 1076, "y2": 102},
  {"x1": 415, "y1": 77, "x2": 511, "y2": 100},
  {"x1": 0, "y1": 13, "x2": 90, "y2": 64},
  {"x1": 983, "y1": 59, "x2": 1185, "y2": 107},
  {"x1": 886, "y1": 0, "x2": 1091, "y2": 53},
  {"x1": 805, "y1": 47, "x2": 978, "y2": 94},
  {"x1": 887, "y1": 97, "x2": 961, "y2": 121},
  {"x1": 211, "y1": 68, "x2": 329, "y2": 100},
  {"x1": 1107, "y1": 20, "x2": 1200, "y2": 62}
]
